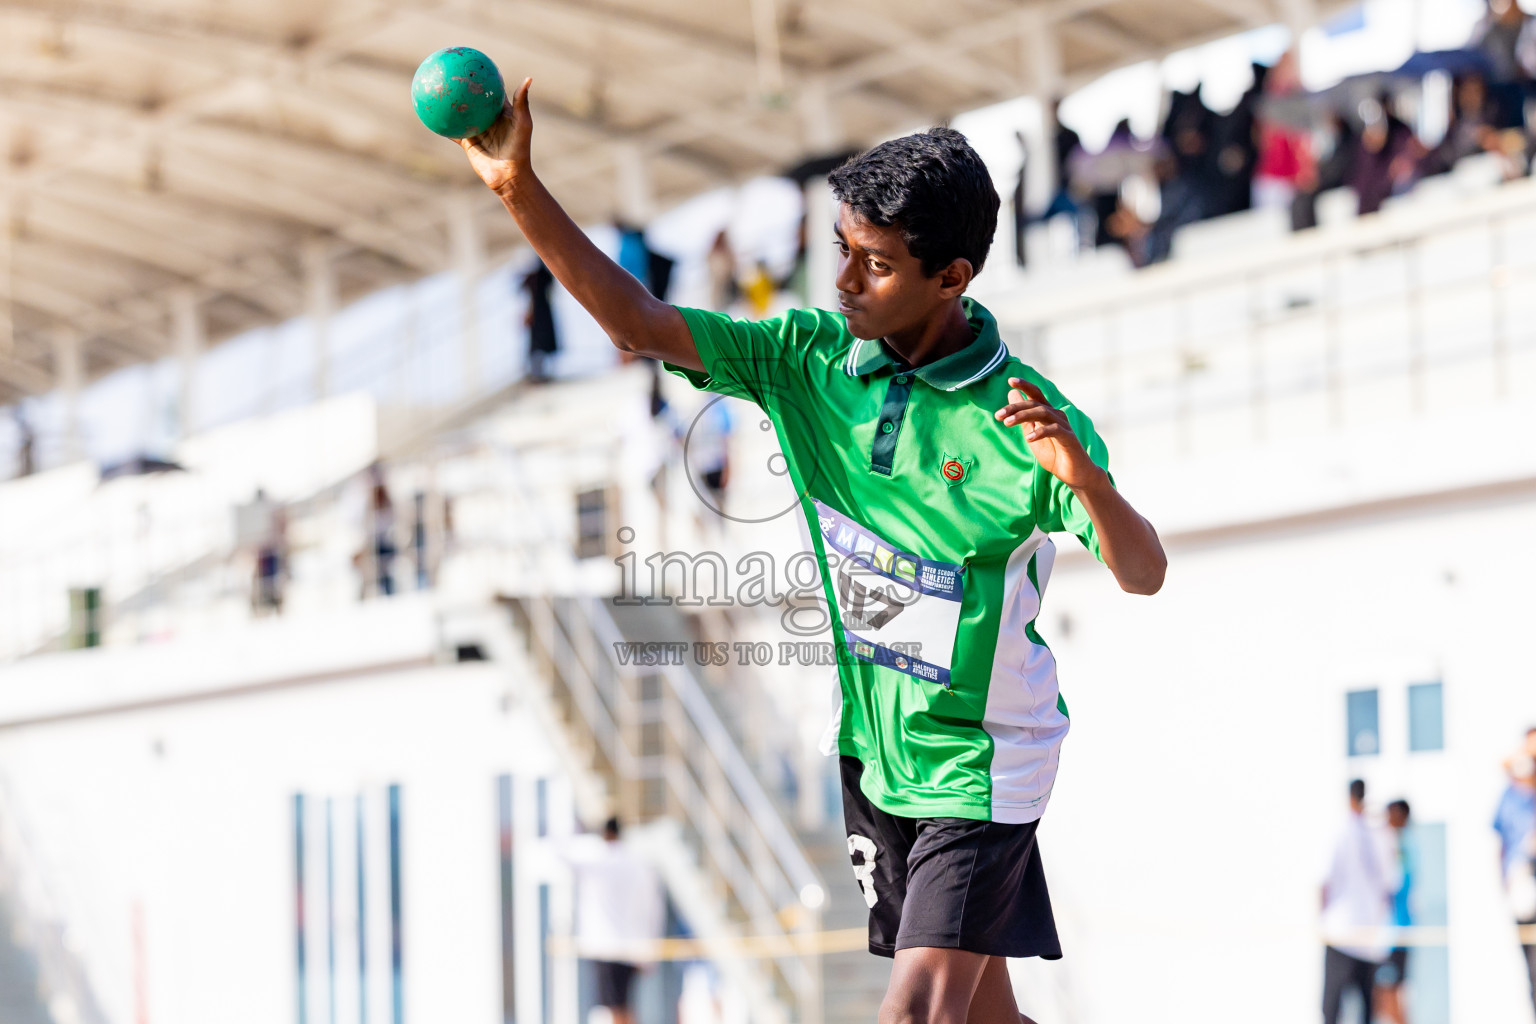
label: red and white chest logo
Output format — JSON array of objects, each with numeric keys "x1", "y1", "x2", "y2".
[{"x1": 940, "y1": 452, "x2": 972, "y2": 486}]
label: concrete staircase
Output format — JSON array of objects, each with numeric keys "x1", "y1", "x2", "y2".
[
  {"x1": 800, "y1": 826, "x2": 891, "y2": 1024},
  {"x1": 602, "y1": 600, "x2": 890, "y2": 1024}
]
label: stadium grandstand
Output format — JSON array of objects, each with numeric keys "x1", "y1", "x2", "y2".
[{"x1": 2, "y1": 2, "x2": 1536, "y2": 1024}]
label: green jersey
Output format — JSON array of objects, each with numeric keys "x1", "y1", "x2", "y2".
[{"x1": 665, "y1": 298, "x2": 1110, "y2": 823}]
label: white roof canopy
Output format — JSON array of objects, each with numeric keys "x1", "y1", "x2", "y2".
[{"x1": 0, "y1": 0, "x2": 1330, "y2": 400}]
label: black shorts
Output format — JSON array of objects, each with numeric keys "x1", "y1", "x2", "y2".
[
  {"x1": 839, "y1": 756, "x2": 1062, "y2": 959},
  {"x1": 591, "y1": 960, "x2": 637, "y2": 1008}
]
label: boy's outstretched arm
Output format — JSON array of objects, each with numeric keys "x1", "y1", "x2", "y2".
[
  {"x1": 458, "y1": 78, "x2": 702, "y2": 372},
  {"x1": 995, "y1": 378, "x2": 1167, "y2": 595}
]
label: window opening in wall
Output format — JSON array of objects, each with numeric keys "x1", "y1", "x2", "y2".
[
  {"x1": 1408, "y1": 681, "x2": 1444, "y2": 752},
  {"x1": 1347, "y1": 688, "x2": 1379, "y2": 757}
]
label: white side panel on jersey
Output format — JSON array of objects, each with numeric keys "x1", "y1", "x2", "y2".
[{"x1": 983, "y1": 530, "x2": 1071, "y2": 824}]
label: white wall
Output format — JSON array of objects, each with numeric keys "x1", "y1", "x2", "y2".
[
  {"x1": 1005, "y1": 490, "x2": 1536, "y2": 1024},
  {"x1": 0, "y1": 599, "x2": 573, "y2": 1024}
]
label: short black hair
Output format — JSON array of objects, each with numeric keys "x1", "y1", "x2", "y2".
[
  {"x1": 1349, "y1": 779, "x2": 1366, "y2": 802},
  {"x1": 1387, "y1": 799, "x2": 1411, "y2": 819},
  {"x1": 827, "y1": 126, "x2": 1000, "y2": 277},
  {"x1": 603, "y1": 816, "x2": 621, "y2": 839}
]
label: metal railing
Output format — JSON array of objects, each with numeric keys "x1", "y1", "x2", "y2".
[
  {"x1": 507, "y1": 594, "x2": 825, "y2": 1024},
  {"x1": 992, "y1": 174, "x2": 1536, "y2": 452}
]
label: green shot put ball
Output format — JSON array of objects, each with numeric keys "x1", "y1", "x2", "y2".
[{"x1": 411, "y1": 47, "x2": 504, "y2": 139}]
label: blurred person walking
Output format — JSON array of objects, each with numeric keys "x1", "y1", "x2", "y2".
[
  {"x1": 521, "y1": 257, "x2": 559, "y2": 383},
  {"x1": 1495, "y1": 729, "x2": 1536, "y2": 1014},
  {"x1": 1375, "y1": 799, "x2": 1413, "y2": 1024},
  {"x1": 1321, "y1": 779, "x2": 1398, "y2": 1024},
  {"x1": 13, "y1": 406, "x2": 34, "y2": 477},
  {"x1": 566, "y1": 817, "x2": 665, "y2": 1024},
  {"x1": 706, "y1": 230, "x2": 737, "y2": 313},
  {"x1": 686, "y1": 398, "x2": 732, "y2": 522},
  {"x1": 367, "y1": 465, "x2": 398, "y2": 598},
  {"x1": 254, "y1": 504, "x2": 289, "y2": 615}
]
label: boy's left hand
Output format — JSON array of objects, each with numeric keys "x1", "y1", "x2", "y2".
[{"x1": 994, "y1": 378, "x2": 1104, "y2": 490}]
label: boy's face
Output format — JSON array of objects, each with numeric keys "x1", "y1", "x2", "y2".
[{"x1": 833, "y1": 205, "x2": 967, "y2": 342}]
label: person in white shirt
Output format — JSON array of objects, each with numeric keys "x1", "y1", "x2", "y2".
[
  {"x1": 566, "y1": 817, "x2": 666, "y2": 1024},
  {"x1": 1321, "y1": 779, "x2": 1399, "y2": 1024}
]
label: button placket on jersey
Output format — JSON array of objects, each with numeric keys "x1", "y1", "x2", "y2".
[{"x1": 870, "y1": 373, "x2": 914, "y2": 476}]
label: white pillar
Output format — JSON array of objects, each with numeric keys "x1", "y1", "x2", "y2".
[
  {"x1": 170, "y1": 288, "x2": 203, "y2": 438},
  {"x1": 804, "y1": 179, "x2": 837, "y2": 314},
  {"x1": 1275, "y1": 0, "x2": 1318, "y2": 40},
  {"x1": 798, "y1": 75, "x2": 843, "y2": 315},
  {"x1": 53, "y1": 326, "x2": 82, "y2": 462},
  {"x1": 302, "y1": 240, "x2": 335, "y2": 402},
  {"x1": 447, "y1": 193, "x2": 486, "y2": 397},
  {"x1": 1022, "y1": 13, "x2": 1065, "y2": 198},
  {"x1": 748, "y1": 0, "x2": 785, "y2": 100},
  {"x1": 797, "y1": 74, "x2": 842, "y2": 154},
  {"x1": 613, "y1": 142, "x2": 654, "y2": 225}
]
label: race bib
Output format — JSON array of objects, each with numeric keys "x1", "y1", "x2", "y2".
[{"x1": 812, "y1": 498, "x2": 964, "y2": 688}]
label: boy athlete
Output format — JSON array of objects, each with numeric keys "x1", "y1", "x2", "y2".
[{"x1": 458, "y1": 81, "x2": 1166, "y2": 1024}]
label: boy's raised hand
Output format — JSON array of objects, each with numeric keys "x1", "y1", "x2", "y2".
[
  {"x1": 459, "y1": 77, "x2": 534, "y2": 194},
  {"x1": 994, "y1": 377, "x2": 1102, "y2": 489}
]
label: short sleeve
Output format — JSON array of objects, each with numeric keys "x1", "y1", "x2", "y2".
[
  {"x1": 662, "y1": 307, "x2": 831, "y2": 409},
  {"x1": 1030, "y1": 389, "x2": 1113, "y2": 562}
]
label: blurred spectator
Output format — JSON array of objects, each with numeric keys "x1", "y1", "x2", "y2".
[
  {"x1": 252, "y1": 498, "x2": 288, "y2": 616},
  {"x1": 367, "y1": 465, "x2": 397, "y2": 598},
  {"x1": 1070, "y1": 119, "x2": 1158, "y2": 249},
  {"x1": 780, "y1": 216, "x2": 809, "y2": 307},
  {"x1": 244, "y1": 488, "x2": 288, "y2": 616},
  {"x1": 13, "y1": 406, "x2": 34, "y2": 477},
  {"x1": 1253, "y1": 51, "x2": 1317, "y2": 227},
  {"x1": 1295, "y1": 111, "x2": 1359, "y2": 231},
  {"x1": 688, "y1": 399, "x2": 732, "y2": 519},
  {"x1": 1012, "y1": 130, "x2": 1029, "y2": 267},
  {"x1": 1375, "y1": 799, "x2": 1413, "y2": 1024},
  {"x1": 1418, "y1": 73, "x2": 1501, "y2": 178},
  {"x1": 1147, "y1": 89, "x2": 1218, "y2": 263},
  {"x1": 1322, "y1": 778, "x2": 1398, "y2": 1024},
  {"x1": 1349, "y1": 95, "x2": 1420, "y2": 216},
  {"x1": 566, "y1": 817, "x2": 665, "y2": 1024},
  {"x1": 706, "y1": 230, "x2": 737, "y2": 312},
  {"x1": 616, "y1": 221, "x2": 651, "y2": 286},
  {"x1": 411, "y1": 490, "x2": 431, "y2": 591},
  {"x1": 1472, "y1": 0, "x2": 1536, "y2": 127},
  {"x1": 1208, "y1": 63, "x2": 1267, "y2": 217},
  {"x1": 1042, "y1": 98, "x2": 1083, "y2": 226},
  {"x1": 1495, "y1": 730, "x2": 1536, "y2": 1015},
  {"x1": 521, "y1": 258, "x2": 559, "y2": 383},
  {"x1": 743, "y1": 261, "x2": 775, "y2": 318}
]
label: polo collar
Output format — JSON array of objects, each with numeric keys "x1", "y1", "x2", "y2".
[{"x1": 842, "y1": 297, "x2": 1010, "y2": 391}]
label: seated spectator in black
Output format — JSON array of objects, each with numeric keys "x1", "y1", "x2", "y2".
[
  {"x1": 1206, "y1": 64, "x2": 1268, "y2": 217},
  {"x1": 1419, "y1": 73, "x2": 1501, "y2": 177},
  {"x1": 1349, "y1": 95, "x2": 1420, "y2": 215},
  {"x1": 1145, "y1": 90, "x2": 1220, "y2": 263}
]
